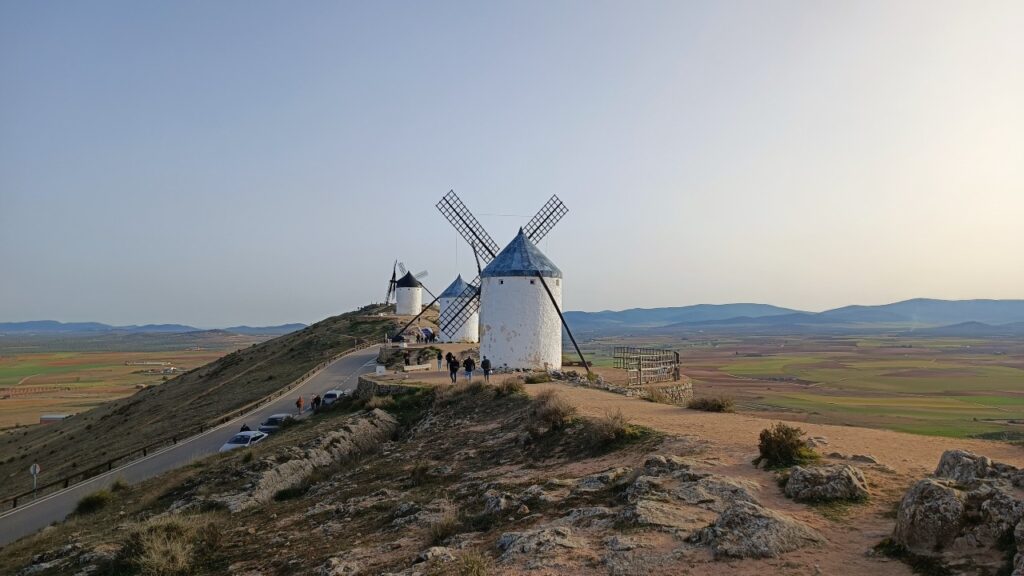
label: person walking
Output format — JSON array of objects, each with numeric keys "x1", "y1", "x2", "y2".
[
  {"x1": 436, "y1": 349, "x2": 443, "y2": 371},
  {"x1": 239, "y1": 423, "x2": 251, "y2": 432},
  {"x1": 447, "y1": 356, "x2": 460, "y2": 384},
  {"x1": 481, "y1": 356, "x2": 492, "y2": 383},
  {"x1": 295, "y1": 396, "x2": 305, "y2": 415},
  {"x1": 403, "y1": 351, "x2": 410, "y2": 366},
  {"x1": 312, "y1": 394, "x2": 322, "y2": 412},
  {"x1": 463, "y1": 356, "x2": 476, "y2": 382}
]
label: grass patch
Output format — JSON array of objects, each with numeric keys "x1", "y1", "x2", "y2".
[
  {"x1": 365, "y1": 395, "x2": 396, "y2": 409},
  {"x1": 101, "y1": 513, "x2": 226, "y2": 576},
  {"x1": 75, "y1": 489, "x2": 114, "y2": 515},
  {"x1": 272, "y1": 483, "x2": 310, "y2": 501},
  {"x1": 753, "y1": 423, "x2": 819, "y2": 469},
  {"x1": 581, "y1": 409, "x2": 655, "y2": 452},
  {"x1": 687, "y1": 396, "x2": 735, "y2": 412},
  {"x1": 428, "y1": 550, "x2": 494, "y2": 576},
  {"x1": 110, "y1": 478, "x2": 130, "y2": 492},
  {"x1": 809, "y1": 498, "x2": 865, "y2": 521},
  {"x1": 495, "y1": 377, "x2": 525, "y2": 397},
  {"x1": 529, "y1": 389, "x2": 577, "y2": 433},
  {"x1": 524, "y1": 372, "x2": 552, "y2": 384},
  {"x1": 429, "y1": 500, "x2": 461, "y2": 545}
]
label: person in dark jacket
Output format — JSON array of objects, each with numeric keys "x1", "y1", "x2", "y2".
[
  {"x1": 436, "y1": 349, "x2": 443, "y2": 371},
  {"x1": 447, "y1": 356, "x2": 460, "y2": 384},
  {"x1": 480, "y1": 356, "x2": 492, "y2": 383},
  {"x1": 462, "y1": 357, "x2": 476, "y2": 382},
  {"x1": 239, "y1": 423, "x2": 251, "y2": 432}
]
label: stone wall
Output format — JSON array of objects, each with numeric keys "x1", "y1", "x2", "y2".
[{"x1": 355, "y1": 376, "x2": 422, "y2": 400}]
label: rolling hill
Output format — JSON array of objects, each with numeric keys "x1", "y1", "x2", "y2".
[{"x1": 0, "y1": 321, "x2": 307, "y2": 336}]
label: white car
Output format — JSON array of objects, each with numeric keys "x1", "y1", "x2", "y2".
[
  {"x1": 321, "y1": 389, "x2": 349, "y2": 406},
  {"x1": 219, "y1": 431, "x2": 268, "y2": 453}
]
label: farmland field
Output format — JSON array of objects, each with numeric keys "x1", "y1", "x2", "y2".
[
  {"x1": 576, "y1": 334, "x2": 1024, "y2": 439},
  {"x1": 0, "y1": 348, "x2": 250, "y2": 428}
]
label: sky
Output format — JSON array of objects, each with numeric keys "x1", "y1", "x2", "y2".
[{"x1": 1, "y1": 1, "x2": 1022, "y2": 327}]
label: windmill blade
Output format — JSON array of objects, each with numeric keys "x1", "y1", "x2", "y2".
[
  {"x1": 523, "y1": 195, "x2": 568, "y2": 243},
  {"x1": 414, "y1": 270, "x2": 429, "y2": 279},
  {"x1": 435, "y1": 190, "x2": 501, "y2": 262},
  {"x1": 398, "y1": 262, "x2": 408, "y2": 275},
  {"x1": 437, "y1": 276, "x2": 481, "y2": 334},
  {"x1": 385, "y1": 260, "x2": 398, "y2": 303}
]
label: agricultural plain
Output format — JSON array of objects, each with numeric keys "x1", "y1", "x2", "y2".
[{"x1": 579, "y1": 334, "x2": 1024, "y2": 439}]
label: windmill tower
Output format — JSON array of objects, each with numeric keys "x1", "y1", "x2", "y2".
[
  {"x1": 438, "y1": 275, "x2": 479, "y2": 343},
  {"x1": 435, "y1": 191, "x2": 571, "y2": 370},
  {"x1": 394, "y1": 271, "x2": 423, "y2": 315},
  {"x1": 479, "y1": 229, "x2": 563, "y2": 369}
]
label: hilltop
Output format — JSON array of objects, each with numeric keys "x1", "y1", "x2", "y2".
[
  {"x1": 0, "y1": 305, "x2": 395, "y2": 502},
  {"x1": 0, "y1": 321, "x2": 307, "y2": 336}
]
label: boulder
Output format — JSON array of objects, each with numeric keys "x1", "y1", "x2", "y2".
[
  {"x1": 416, "y1": 547, "x2": 456, "y2": 563},
  {"x1": 573, "y1": 467, "x2": 634, "y2": 493},
  {"x1": 496, "y1": 527, "x2": 583, "y2": 562},
  {"x1": 784, "y1": 465, "x2": 869, "y2": 502},
  {"x1": 319, "y1": 557, "x2": 362, "y2": 575},
  {"x1": 620, "y1": 499, "x2": 715, "y2": 532},
  {"x1": 674, "y1": 475, "x2": 760, "y2": 512},
  {"x1": 850, "y1": 454, "x2": 878, "y2": 464},
  {"x1": 935, "y1": 450, "x2": 993, "y2": 484},
  {"x1": 892, "y1": 479, "x2": 965, "y2": 552},
  {"x1": 696, "y1": 501, "x2": 825, "y2": 558},
  {"x1": 482, "y1": 490, "x2": 519, "y2": 515}
]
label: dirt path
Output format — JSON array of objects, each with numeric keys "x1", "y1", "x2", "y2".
[{"x1": 526, "y1": 382, "x2": 1024, "y2": 576}]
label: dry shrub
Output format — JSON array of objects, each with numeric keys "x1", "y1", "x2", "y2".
[
  {"x1": 409, "y1": 460, "x2": 431, "y2": 487},
  {"x1": 109, "y1": 514, "x2": 223, "y2": 576},
  {"x1": 495, "y1": 377, "x2": 525, "y2": 397},
  {"x1": 687, "y1": 396, "x2": 735, "y2": 413},
  {"x1": 429, "y1": 550, "x2": 494, "y2": 576},
  {"x1": 429, "y1": 499, "x2": 461, "y2": 545},
  {"x1": 75, "y1": 489, "x2": 113, "y2": 515},
  {"x1": 524, "y1": 372, "x2": 552, "y2": 384},
  {"x1": 365, "y1": 395, "x2": 395, "y2": 409},
  {"x1": 529, "y1": 389, "x2": 577, "y2": 432},
  {"x1": 754, "y1": 422, "x2": 819, "y2": 468},
  {"x1": 645, "y1": 387, "x2": 673, "y2": 405}
]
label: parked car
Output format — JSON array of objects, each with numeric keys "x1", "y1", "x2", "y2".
[
  {"x1": 219, "y1": 431, "x2": 268, "y2": 453},
  {"x1": 258, "y1": 413, "x2": 294, "y2": 434},
  {"x1": 321, "y1": 389, "x2": 349, "y2": 406}
]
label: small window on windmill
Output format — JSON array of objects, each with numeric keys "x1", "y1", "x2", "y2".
[
  {"x1": 556, "y1": 279, "x2": 560, "y2": 286},
  {"x1": 499, "y1": 280, "x2": 504, "y2": 285},
  {"x1": 530, "y1": 279, "x2": 535, "y2": 285}
]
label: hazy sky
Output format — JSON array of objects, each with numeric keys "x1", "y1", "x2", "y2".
[{"x1": 2, "y1": 1, "x2": 1022, "y2": 327}]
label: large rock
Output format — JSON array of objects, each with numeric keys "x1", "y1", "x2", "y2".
[
  {"x1": 620, "y1": 499, "x2": 715, "y2": 532},
  {"x1": 696, "y1": 501, "x2": 825, "y2": 559},
  {"x1": 674, "y1": 475, "x2": 760, "y2": 512},
  {"x1": 573, "y1": 467, "x2": 634, "y2": 493},
  {"x1": 784, "y1": 464, "x2": 869, "y2": 502},
  {"x1": 892, "y1": 479, "x2": 965, "y2": 552},
  {"x1": 496, "y1": 527, "x2": 584, "y2": 562},
  {"x1": 935, "y1": 450, "x2": 994, "y2": 484}
]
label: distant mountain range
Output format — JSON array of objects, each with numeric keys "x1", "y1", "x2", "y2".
[
  {"x1": 0, "y1": 321, "x2": 307, "y2": 337},
  {"x1": 565, "y1": 299, "x2": 1024, "y2": 336}
]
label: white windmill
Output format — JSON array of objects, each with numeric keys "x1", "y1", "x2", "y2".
[
  {"x1": 435, "y1": 191, "x2": 589, "y2": 372},
  {"x1": 389, "y1": 262, "x2": 430, "y2": 316},
  {"x1": 438, "y1": 275, "x2": 479, "y2": 343}
]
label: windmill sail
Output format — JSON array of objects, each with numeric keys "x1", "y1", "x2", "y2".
[{"x1": 523, "y1": 195, "x2": 568, "y2": 243}]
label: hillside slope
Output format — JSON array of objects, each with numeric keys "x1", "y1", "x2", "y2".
[{"x1": 0, "y1": 305, "x2": 394, "y2": 501}]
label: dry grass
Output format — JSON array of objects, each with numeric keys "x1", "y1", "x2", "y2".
[
  {"x1": 365, "y1": 395, "x2": 396, "y2": 409},
  {"x1": 106, "y1": 513, "x2": 224, "y2": 576},
  {"x1": 524, "y1": 372, "x2": 552, "y2": 384},
  {"x1": 495, "y1": 377, "x2": 525, "y2": 397},
  {"x1": 429, "y1": 499, "x2": 461, "y2": 545},
  {"x1": 74, "y1": 489, "x2": 114, "y2": 515},
  {"x1": 529, "y1": 389, "x2": 577, "y2": 432},
  {"x1": 428, "y1": 550, "x2": 494, "y2": 576},
  {"x1": 754, "y1": 422, "x2": 819, "y2": 468},
  {"x1": 644, "y1": 387, "x2": 673, "y2": 405}
]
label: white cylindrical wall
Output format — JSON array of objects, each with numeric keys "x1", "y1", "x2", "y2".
[
  {"x1": 479, "y1": 276, "x2": 562, "y2": 370},
  {"x1": 438, "y1": 297, "x2": 479, "y2": 343},
  {"x1": 395, "y1": 287, "x2": 422, "y2": 315}
]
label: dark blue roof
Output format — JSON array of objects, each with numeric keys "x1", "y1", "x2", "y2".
[
  {"x1": 439, "y1": 275, "x2": 474, "y2": 298},
  {"x1": 395, "y1": 272, "x2": 422, "y2": 288},
  {"x1": 481, "y1": 229, "x2": 562, "y2": 279}
]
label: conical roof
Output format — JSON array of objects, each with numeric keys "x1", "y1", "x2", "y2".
[
  {"x1": 395, "y1": 271, "x2": 422, "y2": 288},
  {"x1": 440, "y1": 274, "x2": 475, "y2": 298},
  {"x1": 481, "y1": 229, "x2": 562, "y2": 279}
]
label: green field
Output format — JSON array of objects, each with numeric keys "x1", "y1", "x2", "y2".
[{"x1": 580, "y1": 334, "x2": 1024, "y2": 439}]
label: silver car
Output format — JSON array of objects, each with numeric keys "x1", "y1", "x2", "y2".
[{"x1": 219, "y1": 431, "x2": 268, "y2": 453}]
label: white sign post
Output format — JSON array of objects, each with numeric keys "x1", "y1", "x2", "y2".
[{"x1": 29, "y1": 463, "x2": 40, "y2": 498}]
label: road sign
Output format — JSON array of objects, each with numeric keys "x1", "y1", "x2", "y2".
[{"x1": 29, "y1": 463, "x2": 40, "y2": 498}]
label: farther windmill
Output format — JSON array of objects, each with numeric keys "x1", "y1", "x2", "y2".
[
  {"x1": 435, "y1": 191, "x2": 588, "y2": 372},
  {"x1": 388, "y1": 261, "x2": 431, "y2": 314}
]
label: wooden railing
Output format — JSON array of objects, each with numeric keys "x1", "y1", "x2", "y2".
[{"x1": 0, "y1": 337, "x2": 382, "y2": 511}]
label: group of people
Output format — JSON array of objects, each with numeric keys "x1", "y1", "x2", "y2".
[
  {"x1": 442, "y1": 351, "x2": 492, "y2": 384},
  {"x1": 414, "y1": 330, "x2": 437, "y2": 343},
  {"x1": 294, "y1": 394, "x2": 323, "y2": 415}
]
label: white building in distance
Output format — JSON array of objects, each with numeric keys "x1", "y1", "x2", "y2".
[
  {"x1": 394, "y1": 271, "x2": 423, "y2": 315},
  {"x1": 479, "y1": 229, "x2": 562, "y2": 370}
]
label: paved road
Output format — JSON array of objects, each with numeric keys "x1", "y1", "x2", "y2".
[{"x1": 0, "y1": 346, "x2": 380, "y2": 548}]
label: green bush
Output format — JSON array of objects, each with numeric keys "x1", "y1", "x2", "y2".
[
  {"x1": 753, "y1": 423, "x2": 818, "y2": 468},
  {"x1": 75, "y1": 489, "x2": 114, "y2": 515},
  {"x1": 687, "y1": 396, "x2": 735, "y2": 413}
]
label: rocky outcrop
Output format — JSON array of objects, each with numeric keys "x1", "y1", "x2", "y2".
[
  {"x1": 496, "y1": 526, "x2": 584, "y2": 562},
  {"x1": 890, "y1": 450, "x2": 1024, "y2": 575},
  {"x1": 219, "y1": 409, "x2": 398, "y2": 511},
  {"x1": 695, "y1": 501, "x2": 825, "y2": 558},
  {"x1": 784, "y1": 464, "x2": 869, "y2": 502}
]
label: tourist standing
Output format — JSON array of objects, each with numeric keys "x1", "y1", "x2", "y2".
[
  {"x1": 463, "y1": 356, "x2": 476, "y2": 382},
  {"x1": 447, "y1": 356, "x2": 460, "y2": 384},
  {"x1": 481, "y1": 356, "x2": 492, "y2": 383},
  {"x1": 436, "y1": 349, "x2": 443, "y2": 371}
]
